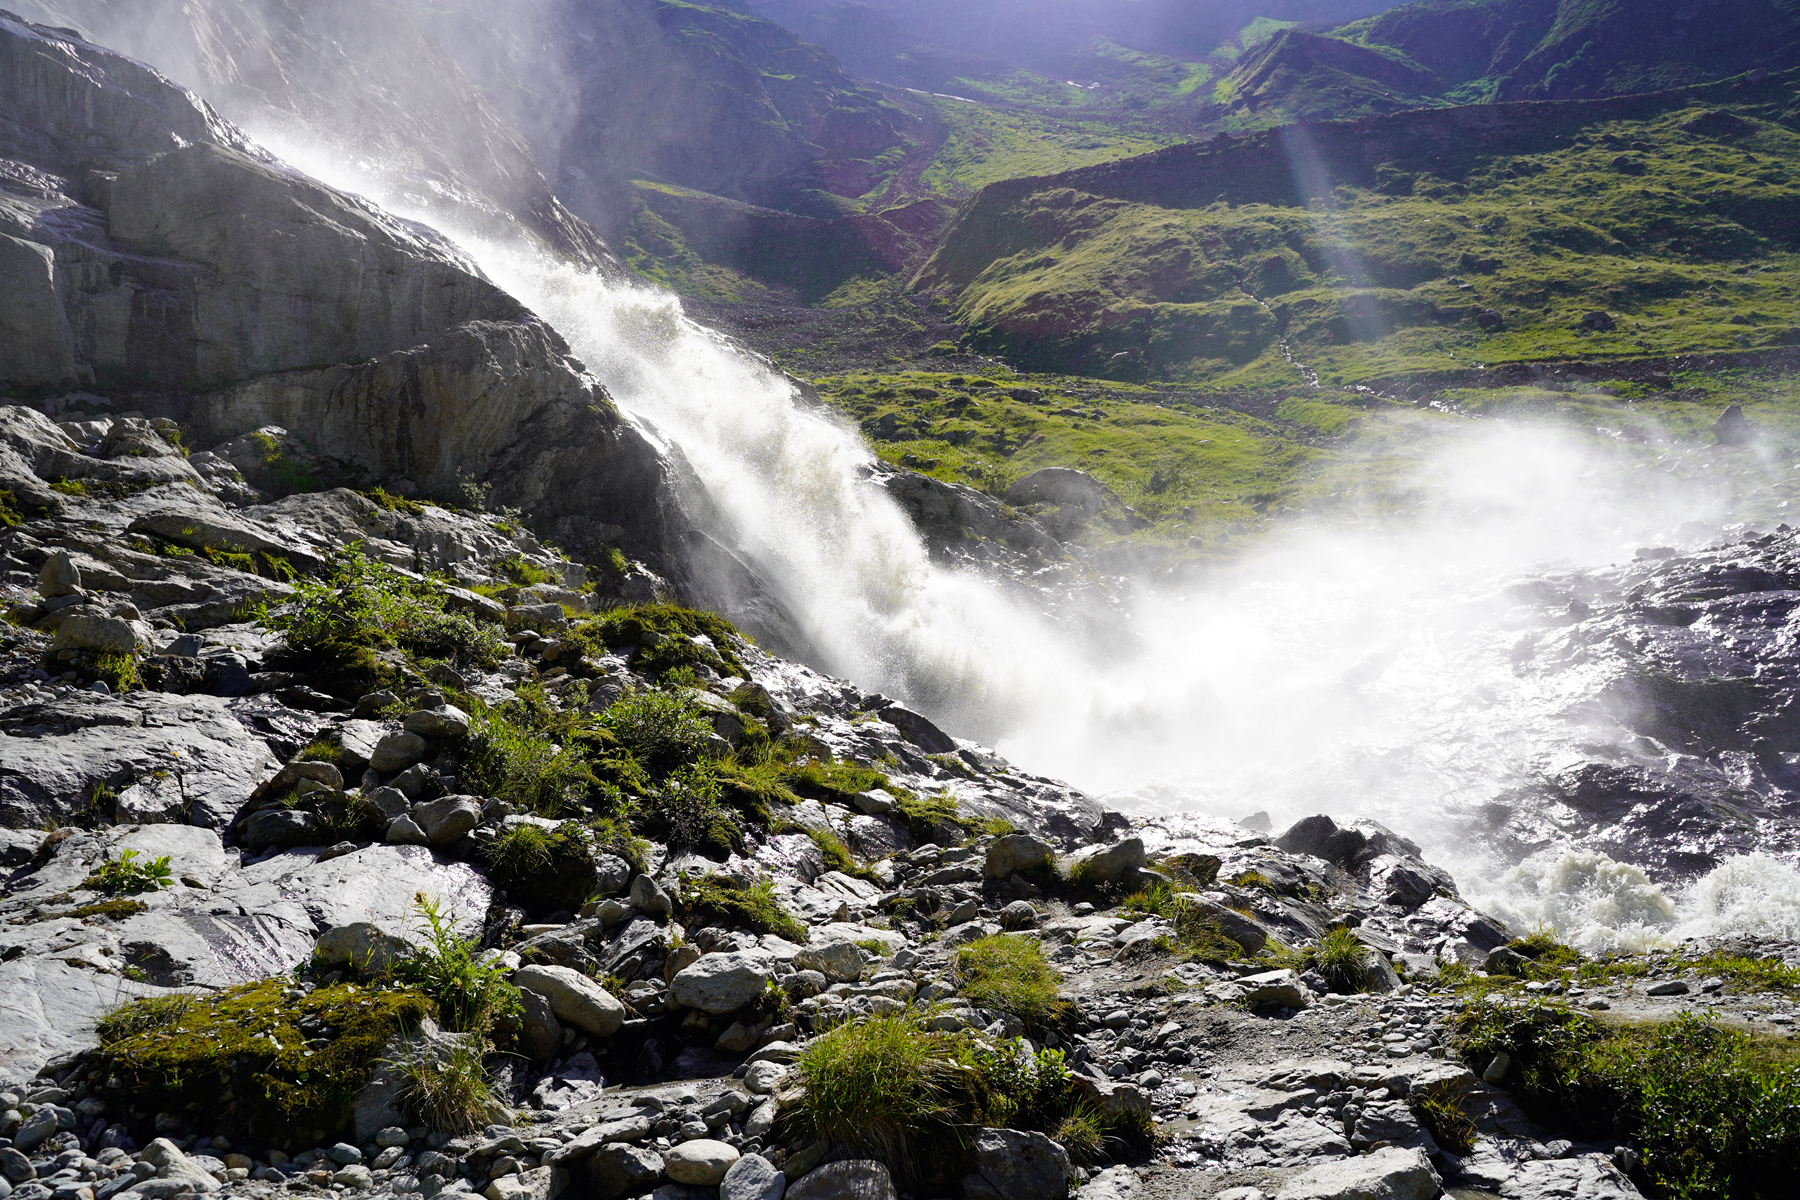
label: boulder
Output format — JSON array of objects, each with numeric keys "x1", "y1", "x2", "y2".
[
  {"x1": 664, "y1": 1140, "x2": 739, "y2": 1186},
  {"x1": 1273, "y1": 1147, "x2": 1440, "y2": 1200},
  {"x1": 721, "y1": 1154, "x2": 785, "y2": 1200},
  {"x1": 386, "y1": 815, "x2": 430, "y2": 845},
  {"x1": 1004, "y1": 468, "x2": 1118, "y2": 513},
  {"x1": 986, "y1": 833, "x2": 1051, "y2": 879},
  {"x1": 1000, "y1": 900, "x2": 1039, "y2": 930},
  {"x1": 414, "y1": 796, "x2": 481, "y2": 846},
  {"x1": 1075, "y1": 1169, "x2": 1139, "y2": 1200},
  {"x1": 314, "y1": 922, "x2": 413, "y2": 975},
  {"x1": 512, "y1": 964, "x2": 627, "y2": 1036},
  {"x1": 960, "y1": 1128, "x2": 1070, "y2": 1200},
  {"x1": 1239, "y1": 969, "x2": 1311, "y2": 1009},
  {"x1": 518, "y1": 989, "x2": 562, "y2": 1062},
  {"x1": 139, "y1": 1139, "x2": 221, "y2": 1194},
  {"x1": 1064, "y1": 838, "x2": 1145, "y2": 885},
  {"x1": 239, "y1": 808, "x2": 319, "y2": 850},
  {"x1": 369, "y1": 732, "x2": 428, "y2": 773},
  {"x1": 628, "y1": 874, "x2": 672, "y2": 919},
  {"x1": 485, "y1": 1167, "x2": 555, "y2": 1200},
  {"x1": 670, "y1": 951, "x2": 772, "y2": 1014},
  {"x1": 785, "y1": 1161, "x2": 897, "y2": 1200},
  {"x1": 52, "y1": 614, "x2": 141, "y2": 654},
  {"x1": 404, "y1": 706, "x2": 470, "y2": 739},
  {"x1": 584, "y1": 1143, "x2": 665, "y2": 1200},
  {"x1": 792, "y1": 941, "x2": 862, "y2": 984},
  {"x1": 37, "y1": 551, "x2": 79, "y2": 598}
]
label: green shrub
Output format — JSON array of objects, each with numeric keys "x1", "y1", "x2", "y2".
[
  {"x1": 389, "y1": 896, "x2": 521, "y2": 1035},
  {"x1": 1309, "y1": 928, "x2": 1371, "y2": 994},
  {"x1": 599, "y1": 690, "x2": 713, "y2": 770},
  {"x1": 389, "y1": 1036, "x2": 509, "y2": 1135},
  {"x1": 677, "y1": 875, "x2": 808, "y2": 943},
  {"x1": 463, "y1": 686, "x2": 597, "y2": 816},
  {"x1": 266, "y1": 547, "x2": 505, "y2": 692},
  {"x1": 87, "y1": 848, "x2": 172, "y2": 895},
  {"x1": 94, "y1": 979, "x2": 432, "y2": 1147},
  {"x1": 954, "y1": 934, "x2": 1069, "y2": 1031},
  {"x1": 796, "y1": 1013, "x2": 960, "y2": 1178},
  {"x1": 483, "y1": 821, "x2": 605, "y2": 916},
  {"x1": 1053, "y1": 1105, "x2": 1105, "y2": 1165},
  {"x1": 643, "y1": 762, "x2": 738, "y2": 854},
  {"x1": 1455, "y1": 999, "x2": 1800, "y2": 1196}
]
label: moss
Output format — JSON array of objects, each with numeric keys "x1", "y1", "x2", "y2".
[
  {"x1": 94, "y1": 979, "x2": 433, "y2": 1147},
  {"x1": 677, "y1": 875, "x2": 808, "y2": 943},
  {"x1": 483, "y1": 822, "x2": 608, "y2": 917},
  {"x1": 582, "y1": 603, "x2": 748, "y2": 679},
  {"x1": 806, "y1": 827, "x2": 878, "y2": 883},
  {"x1": 498, "y1": 554, "x2": 556, "y2": 587},
  {"x1": 94, "y1": 653, "x2": 139, "y2": 693},
  {"x1": 362, "y1": 487, "x2": 426, "y2": 516},
  {"x1": 0, "y1": 488, "x2": 23, "y2": 526},
  {"x1": 1121, "y1": 883, "x2": 1246, "y2": 965},
  {"x1": 73, "y1": 898, "x2": 148, "y2": 920}
]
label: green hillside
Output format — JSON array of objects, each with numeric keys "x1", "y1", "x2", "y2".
[{"x1": 914, "y1": 73, "x2": 1800, "y2": 387}]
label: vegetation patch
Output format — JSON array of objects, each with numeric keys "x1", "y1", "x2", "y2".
[
  {"x1": 580, "y1": 603, "x2": 748, "y2": 680},
  {"x1": 1456, "y1": 998, "x2": 1800, "y2": 1197},
  {"x1": 481, "y1": 821, "x2": 608, "y2": 917},
  {"x1": 677, "y1": 875, "x2": 808, "y2": 944},
  {"x1": 86, "y1": 848, "x2": 172, "y2": 895},
  {"x1": 1121, "y1": 883, "x2": 1246, "y2": 965},
  {"x1": 388, "y1": 896, "x2": 522, "y2": 1035},
  {"x1": 952, "y1": 934, "x2": 1070, "y2": 1031},
  {"x1": 93, "y1": 979, "x2": 433, "y2": 1147}
]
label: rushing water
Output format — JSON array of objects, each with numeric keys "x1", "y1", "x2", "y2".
[{"x1": 244, "y1": 128, "x2": 1800, "y2": 953}]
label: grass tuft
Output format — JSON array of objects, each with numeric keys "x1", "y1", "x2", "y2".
[{"x1": 953, "y1": 934, "x2": 1069, "y2": 1030}]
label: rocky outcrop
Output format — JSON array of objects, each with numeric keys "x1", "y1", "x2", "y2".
[{"x1": 0, "y1": 13, "x2": 694, "y2": 570}]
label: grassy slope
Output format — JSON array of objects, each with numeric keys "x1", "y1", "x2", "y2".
[
  {"x1": 915, "y1": 74, "x2": 1800, "y2": 388},
  {"x1": 803, "y1": 360, "x2": 1800, "y2": 559}
]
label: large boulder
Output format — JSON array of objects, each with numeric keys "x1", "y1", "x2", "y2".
[
  {"x1": 986, "y1": 833, "x2": 1052, "y2": 880},
  {"x1": 1273, "y1": 1147, "x2": 1440, "y2": 1200},
  {"x1": 960, "y1": 1128, "x2": 1070, "y2": 1200},
  {"x1": 1063, "y1": 838, "x2": 1145, "y2": 886},
  {"x1": 664, "y1": 1140, "x2": 740, "y2": 1186},
  {"x1": 721, "y1": 1154, "x2": 785, "y2": 1200},
  {"x1": 314, "y1": 923, "x2": 413, "y2": 975},
  {"x1": 512, "y1": 964, "x2": 627, "y2": 1037},
  {"x1": 669, "y1": 951, "x2": 771, "y2": 1014},
  {"x1": 786, "y1": 1161, "x2": 897, "y2": 1200},
  {"x1": 413, "y1": 795, "x2": 481, "y2": 846},
  {"x1": 583, "y1": 1145, "x2": 665, "y2": 1200}
]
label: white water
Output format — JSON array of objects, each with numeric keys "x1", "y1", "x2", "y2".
[{"x1": 252, "y1": 132, "x2": 1800, "y2": 953}]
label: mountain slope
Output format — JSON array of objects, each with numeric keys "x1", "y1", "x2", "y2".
[{"x1": 914, "y1": 73, "x2": 1800, "y2": 386}]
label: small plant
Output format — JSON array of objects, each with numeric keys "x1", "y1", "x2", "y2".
[
  {"x1": 482, "y1": 821, "x2": 606, "y2": 916},
  {"x1": 1230, "y1": 869, "x2": 1278, "y2": 894},
  {"x1": 1412, "y1": 1086, "x2": 1477, "y2": 1155},
  {"x1": 1052, "y1": 1104, "x2": 1106, "y2": 1165},
  {"x1": 599, "y1": 690, "x2": 713, "y2": 770},
  {"x1": 795, "y1": 1013, "x2": 958, "y2": 1179},
  {"x1": 96, "y1": 993, "x2": 194, "y2": 1042},
  {"x1": 1310, "y1": 927, "x2": 1371, "y2": 994},
  {"x1": 89, "y1": 848, "x2": 173, "y2": 895},
  {"x1": 678, "y1": 875, "x2": 808, "y2": 943},
  {"x1": 363, "y1": 487, "x2": 425, "y2": 516},
  {"x1": 93, "y1": 652, "x2": 139, "y2": 693},
  {"x1": 644, "y1": 762, "x2": 737, "y2": 853},
  {"x1": 498, "y1": 554, "x2": 555, "y2": 587},
  {"x1": 390, "y1": 1037, "x2": 510, "y2": 1135},
  {"x1": 808, "y1": 827, "x2": 878, "y2": 882},
  {"x1": 389, "y1": 895, "x2": 522, "y2": 1034},
  {"x1": 954, "y1": 934, "x2": 1069, "y2": 1031}
]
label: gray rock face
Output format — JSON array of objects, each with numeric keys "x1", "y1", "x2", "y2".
[
  {"x1": 1273, "y1": 1147, "x2": 1440, "y2": 1200},
  {"x1": 960, "y1": 1128, "x2": 1070, "y2": 1200},
  {"x1": 785, "y1": 1161, "x2": 897, "y2": 1200},
  {"x1": 511, "y1": 964, "x2": 627, "y2": 1036},
  {"x1": 669, "y1": 951, "x2": 772, "y2": 1014}
]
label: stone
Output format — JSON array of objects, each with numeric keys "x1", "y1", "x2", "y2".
[
  {"x1": 386, "y1": 815, "x2": 430, "y2": 845},
  {"x1": 1076, "y1": 1171, "x2": 1140, "y2": 1200},
  {"x1": 138, "y1": 1140, "x2": 220, "y2": 1195},
  {"x1": 512, "y1": 964, "x2": 627, "y2": 1036},
  {"x1": 414, "y1": 796, "x2": 482, "y2": 846},
  {"x1": 960, "y1": 1128, "x2": 1070, "y2": 1200},
  {"x1": 986, "y1": 833, "x2": 1052, "y2": 879},
  {"x1": 663, "y1": 1141, "x2": 739, "y2": 1186},
  {"x1": 585, "y1": 1144, "x2": 665, "y2": 1200},
  {"x1": 52, "y1": 615, "x2": 140, "y2": 655},
  {"x1": 238, "y1": 807, "x2": 320, "y2": 850},
  {"x1": 404, "y1": 706, "x2": 471, "y2": 739},
  {"x1": 544, "y1": 1116, "x2": 654, "y2": 1165},
  {"x1": 1063, "y1": 838, "x2": 1145, "y2": 885},
  {"x1": 792, "y1": 941, "x2": 862, "y2": 984},
  {"x1": 366, "y1": 787, "x2": 412, "y2": 819},
  {"x1": 374, "y1": 1128, "x2": 409, "y2": 1148},
  {"x1": 10, "y1": 1110, "x2": 56, "y2": 1154},
  {"x1": 629, "y1": 874, "x2": 673, "y2": 918},
  {"x1": 369, "y1": 732, "x2": 429, "y2": 773},
  {"x1": 0, "y1": 1150, "x2": 31, "y2": 1184},
  {"x1": 850, "y1": 791, "x2": 894, "y2": 815},
  {"x1": 743, "y1": 1060, "x2": 788, "y2": 1094},
  {"x1": 314, "y1": 923, "x2": 414, "y2": 975},
  {"x1": 669, "y1": 952, "x2": 771, "y2": 1014},
  {"x1": 785, "y1": 1161, "x2": 897, "y2": 1200},
  {"x1": 1349, "y1": 1101, "x2": 1435, "y2": 1153},
  {"x1": 1646, "y1": 980, "x2": 1690, "y2": 996},
  {"x1": 1000, "y1": 900, "x2": 1039, "y2": 930},
  {"x1": 37, "y1": 552, "x2": 80, "y2": 598},
  {"x1": 485, "y1": 1167, "x2": 554, "y2": 1200},
  {"x1": 1500, "y1": 1155, "x2": 1642, "y2": 1200},
  {"x1": 1238, "y1": 969, "x2": 1311, "y2": 1009},
  {"x1": 518, "y1": 989, "x2": 561, "y2": 1061},
  {"x1": 720, "y1": 1154, "x2": 784, "y2": 1200},
  {"x1": 1273, "y1": 1147, "x2": 1439, "y2": 1200}
]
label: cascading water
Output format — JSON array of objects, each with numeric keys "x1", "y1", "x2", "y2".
[{"x1": 250, "y1": 130, "x2": 1800, "y2": 955}]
